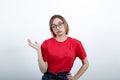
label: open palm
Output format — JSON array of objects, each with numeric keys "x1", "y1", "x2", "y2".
[{"x1": 27, "y1": 39, "x2": 40, "y2": 51}]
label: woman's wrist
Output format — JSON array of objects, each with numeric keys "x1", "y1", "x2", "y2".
[{"x1": 37, "y1": 49, "x2": 41, "y2": 53}]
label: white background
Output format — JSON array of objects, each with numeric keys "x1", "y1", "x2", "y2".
[{"x1": 0, "y1": 0, "x2": 120, "y2": 80}]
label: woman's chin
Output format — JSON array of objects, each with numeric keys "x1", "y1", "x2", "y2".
[{"x1": 56, "y1": 33, "x2": 63, "y2": 36}]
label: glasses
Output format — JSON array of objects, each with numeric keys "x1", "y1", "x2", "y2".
[{"x1": 51, "y1": 22, "x2": 64, "y2": 30}]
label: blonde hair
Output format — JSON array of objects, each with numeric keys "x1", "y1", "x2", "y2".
[{"x1": 49, "y1": 15, "x2": 69, "y2": 37}]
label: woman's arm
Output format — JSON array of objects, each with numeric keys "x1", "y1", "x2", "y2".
[
  {"x1": 67, "y1": 57, "x2": 89, "y2": 80},
  {"x1": 74, "y1": 57, "x2": 89, "y2": 79},
  {"x1": 27, "y1": 39, "x2": 48, "y2": 73},
  {"x1": 37, "y1": 49, "x2": 48, "y2": 73}
]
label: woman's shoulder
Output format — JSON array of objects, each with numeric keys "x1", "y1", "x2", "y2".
[
  {"x1": 42, "y1": 37, "x2": 54, "y2": 43},
  {"x1": 68, "y1": 37, "x2": 83, "y2": 48},
  {"x1": 68, "y1": 36, "x2": 82, "y2": 43},
  {"x1": 41, "y1": 37, "x2": 54, "y2": 47}
]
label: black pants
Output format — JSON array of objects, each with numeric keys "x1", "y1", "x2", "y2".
[{"x1": 42, "y1": 70, "x2": 69, "y2": 80}]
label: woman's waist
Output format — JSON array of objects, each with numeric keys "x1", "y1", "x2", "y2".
[
  {"x1": 45, "y1": 70, "x2": 70, "y2": 76},
  {"x1": 43, "y1": 70, "x2": 70, "y2": 80},
  {"x1": 48, "y1": 68, "x2": 71, "y2": 74}
]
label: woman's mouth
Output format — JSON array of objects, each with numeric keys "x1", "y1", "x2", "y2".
[{"x1": 56, "y1": 31, "x2": 62, "y2": 34}]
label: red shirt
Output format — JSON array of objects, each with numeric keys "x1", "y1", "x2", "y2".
[{"x1": 41, "y1": 37, "x2": 87, "y2": 74}]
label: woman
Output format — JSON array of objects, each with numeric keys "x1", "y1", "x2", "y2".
[{"x1": 28, "y1": 15, "x2": 89, "y2": 80}]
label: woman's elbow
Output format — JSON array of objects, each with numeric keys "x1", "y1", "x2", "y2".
[
  {"x1": 40, "y1": 68, "x2": 47, "y2": 73},
  {"x1": 85, "y1": 61, "x2": 89, "y2": 69},
  {"x1": 83, "y1": 57, "x2": 89, "y2": 69}
]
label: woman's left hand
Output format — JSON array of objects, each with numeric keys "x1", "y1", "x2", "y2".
[{"x1": 67, "y1": 74, "x2": 77, "y2": 80}]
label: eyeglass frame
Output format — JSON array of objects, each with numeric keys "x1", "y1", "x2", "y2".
[{"x1": 51, "y1": 22, "x2": 64, "y2": 30}]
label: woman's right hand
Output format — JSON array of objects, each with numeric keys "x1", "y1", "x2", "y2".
[
  {"x1": 28, "y1": 39, "x2": 48, "y2": 73},
  {"x1": 27, "y1": 39, "x2": 40, "y2": 51}
]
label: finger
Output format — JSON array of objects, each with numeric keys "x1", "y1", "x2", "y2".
[
  {"x1": 35, "y1": 41, "x2": 40, "y2": 46},
  {"x1": 27, "y1": 39, "x2": 31, "y2": 45},
  {"x1": 28, "y1": 39, "x2": 31, "y2": 43},
  {"x1": 67, "y1": 75, "x2": 73, "y2": 80},
  {"x1": 35, "y1": 41, "x2": 38, "y2": 44},
  {"x1": 67, "y1": 73, "x2": 71, "y2": 75},
  {"x1": 28, "y1": 39, "x2": 34, "y2": 47},
  {"x1": 67, "y1": 74, "x2": 72, "y2": 77}
]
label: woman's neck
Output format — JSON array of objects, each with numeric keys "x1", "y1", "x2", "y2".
[{"x1": 55, "y1": 35, "x2": 67, "y2": 42}]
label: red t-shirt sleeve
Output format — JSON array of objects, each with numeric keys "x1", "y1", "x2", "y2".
[
  {"x1": 41, "y1": 41, "x2": 48, "y2": 62},
  {"x1": 76, "y1": 40, "x2": 87, "y2": 60}
]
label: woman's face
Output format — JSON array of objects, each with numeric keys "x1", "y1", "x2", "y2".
[{"x1": 51, "y1": 18, "x2": 66, "y2": 37}]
